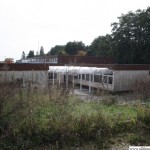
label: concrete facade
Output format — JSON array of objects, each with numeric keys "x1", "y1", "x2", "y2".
[
  {"x1": 113, "y1": 70, "x2": 150, "y2": 91},
  {"x1": 0, "y1": 64, "x2": 150, "y2": 92},
  {"x1": 0, "y1": 71, "x2": 48, "y2": 88},
  {"x1": 48, "y1": 66, "x2": 150, "y2": 92}
]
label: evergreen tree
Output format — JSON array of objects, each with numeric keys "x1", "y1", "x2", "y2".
[
  {"x1": 27, "y1": 50, "x2": 34, "y2": 58},
  {"x1": 40, "y1": 46, "x2": 45, "y2": 56}
]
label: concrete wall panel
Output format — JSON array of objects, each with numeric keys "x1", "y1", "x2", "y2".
[{"x1": 113, "y1": 70, "x2": 150, "y2": 91}]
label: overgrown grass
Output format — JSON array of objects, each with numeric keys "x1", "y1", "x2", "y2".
[{"x1": 0, "y1": 83, "x2": 150, "y2": 149}]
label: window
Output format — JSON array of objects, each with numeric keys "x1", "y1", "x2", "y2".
[
  {"x1": 94, "y1": 75, "x2": 99, "y2": 82},
  {"x1": 78, "y1": 74, "x2": 85, "y2": 80},
  {"x1": 100, "y1": 75, "x2": 102, "y2": 83},
  {"x1": 74, "y1": 75, "x2": 78, "y2": 79},
  {"x1": 94, "y1": 75, "x2": 102, "y2": 83},
  {"x1": 82, "y1": 74, "x2": 85, "y2": 80},
  {"x1": 79, "y1": 74, "x2": 81, "y2": 79},
  {"x1": 86, "y1": 74, "x2": 89, "y2": 81},
  {"x1": 108, "y1": 77, "x2": 113, "y2": 84},
  {"x1": 103, "y1": 76, "x2": 107, "y2": 84},
  {"x1": 48, "y1": 73, "x2": 53, "y2": 79},
  {"x1": 54, "y1": 73, "x2": 57, "y2": 79},
  {"x1": 48, "y1": 73, "x2": 57, "y2": 79}
]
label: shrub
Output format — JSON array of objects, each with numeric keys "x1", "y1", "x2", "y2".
[
  {"x1": 134, "y1": 79, "x2": 150, "y2": 101},
  {"x1": 137, "y1": 105, "x2": 150, "y2": 129},
  {"x1": 0, "y1": 81, "x2": 150, "y2": 149}
]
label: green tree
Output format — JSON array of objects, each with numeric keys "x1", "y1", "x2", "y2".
[
  {"x1": 48, "y1": 45, "x2": 65, "y2": 55},
  {"x1": 88, "y1": 34, "x2": 112, "y2": 56},
  {"x1": 27, "y1": 50, "x2": 34, "y2": 58},
  {"x1": 40, "y1": 46, "x2": 45, "y2": 56},
  {"x1": 65, "y1": 41, "x2": 86, "y2": 55},
  {"x1": 111, "y1": 7, "x2": 150, "y2": 64}
]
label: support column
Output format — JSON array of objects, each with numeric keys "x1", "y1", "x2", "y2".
[
  {"x1": 80, "y1": 74, "x2": 82, "y2": 92},
  {"x1": 23, "y1": 72, "x2": 25, "y2": 87},
  {"x1": 93, "y1": 73, "x2": 94, "y2": 82},
  {"x1": 89, "y1": 74, "x2": 91, "y2": 93},
  {"x1": 53, "y1": 71, "x2": 54, "y2": 85},
  {"x1": 66, "y1": 73, "x2": 68, "y2": 89},
  {"x1": 32, "y1": 69, "x2": 33, "y2": 82},
  {"x1": 59, "y1": 73, "x2": 60, "y2": 85},
  {"x1": 72, "y1": 75, "x2": 74, "y2": 89}
]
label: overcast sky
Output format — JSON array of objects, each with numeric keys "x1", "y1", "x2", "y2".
[{"x1": 0, "y1": 0, "x2": 150, "y2": 61}]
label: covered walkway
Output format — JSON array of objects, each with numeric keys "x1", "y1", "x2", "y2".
[{"x1": 48, "y1": 66, "x2": 113, "y2": 93}]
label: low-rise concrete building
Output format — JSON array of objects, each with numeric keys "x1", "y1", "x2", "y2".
[
  {"x1": 48, "y1": 65, "x2": 150, "y2": 92},
  {"x1": 0, "y1": 63, "x2": 149, "y2": 92},
  {"x1": 17, "y1": 55, "x2": 114, "y2": 64},
  {"x1": 0, "y1": 64, "x2": 49, "y2": 87}
]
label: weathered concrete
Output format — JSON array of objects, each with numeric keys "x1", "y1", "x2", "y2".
[
  {"x1": 0, "y1": 71, "x2": 48, "y2": 88},
  {"x1": 113, "y1": 70, "x2": 150, "y2": 91}
]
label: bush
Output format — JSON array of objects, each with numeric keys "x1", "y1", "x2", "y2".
[
  {"x1": 0, "y1": 82, "x2": 150, "y2": 149},
  {"x1": 137, "y1": 105, "x2": 150, "y2": 129},
  {"x1": 134, "y1": 79, "x2": 150, "y2": 101}
]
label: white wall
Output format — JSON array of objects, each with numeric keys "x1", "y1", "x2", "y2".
[
  {"x1": 113, "y1": 70, "x2": 150, "y2": 91},
  {"x1": 0, "y1": 71, "x2": 48, "y2": 88}
]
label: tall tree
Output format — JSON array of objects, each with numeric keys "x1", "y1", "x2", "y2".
[
  {"x1": 65, "y1": 41, "x2": 86, "y2": 55},
  {"x1": 27, "y1": 50, "x2": 34, "y2": 58},
  {"x1": 111, "y1": 7, "x2": 150, "y2": 64},
  {"x1": 88, "y1": 34, "x2": 113, "y2": 57},
  {"x1": 48, "y1": 45, "x2": 65, "y2": 55},
  {"x1": 40, "y1": 46, "x2": 45, "y2": 56},
  {"x1": 21, "y1": 51, "x2": 26, "y2": 59}
]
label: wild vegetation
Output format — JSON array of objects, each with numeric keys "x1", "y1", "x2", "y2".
[{"x1": 0, "y1": 81, "x2": 150, "y2": 149}]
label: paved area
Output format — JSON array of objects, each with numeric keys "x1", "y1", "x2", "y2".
[{"x1": 71, "y1": 88, "x2": 141, "y2": 105}]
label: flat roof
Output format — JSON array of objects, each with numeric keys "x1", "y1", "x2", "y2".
[
  {"x1": 48, "y1": 66, "x2": 112, "y2": 74},
  {"x1": 0, "y1": 63, "x2": 150, "y2": 71},
  {"x1": 76, "y1": 64, "x2": 150, "y2": 70}
]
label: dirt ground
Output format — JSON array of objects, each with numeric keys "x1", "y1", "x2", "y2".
[{"x1": 72, "y1": 88, "x2": 141, "y2": 104}]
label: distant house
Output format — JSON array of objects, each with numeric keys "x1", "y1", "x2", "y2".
[
  {"x1": 17, "y1": 55, "x2": 114, "y2": 65},
  {"x1": 17, "y1": 56, "x2": 58, "y2": 64}
]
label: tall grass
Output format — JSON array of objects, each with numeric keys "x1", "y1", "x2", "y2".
[
  {"x1": 0, "y1": 82, "x2": 150, "y2": 149},
  {"x1": 134, "y1": 78, "x2": 150, "y2": 101}
]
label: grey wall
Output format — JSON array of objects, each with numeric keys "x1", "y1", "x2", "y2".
[
  {"x1": 0, "y1": 71, "x2": 48, "y2": 88},
  {"x1": 113, "y1": 70, "x2": 150, "y2": 91}
]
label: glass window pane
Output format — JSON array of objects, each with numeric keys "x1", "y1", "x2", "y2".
[{"x1": 108, "y1": 77, "x2": 113, "y2": 84}]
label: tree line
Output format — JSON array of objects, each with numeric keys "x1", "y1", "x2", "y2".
[
  {"x1": 22, "y1": 7, "x2": 150, "y2": 64},
  {"x1": 21, "y1": 46, "x2": 45, "y2": 58}
]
